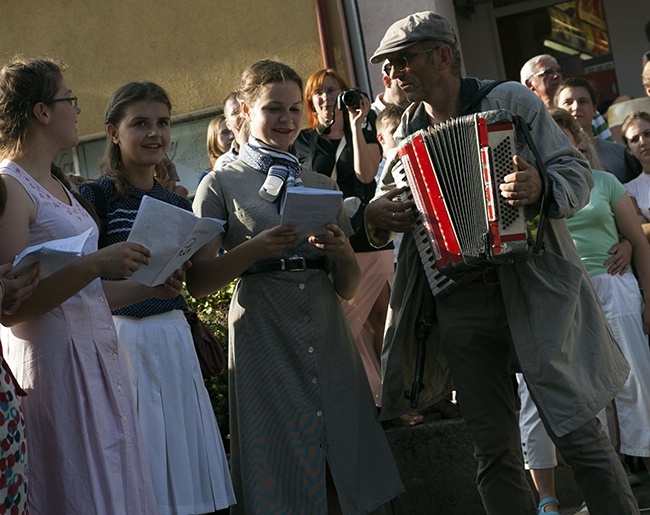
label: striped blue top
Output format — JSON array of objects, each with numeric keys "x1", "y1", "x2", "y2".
[{"x1": 79, "y1": 176, "x2": 189, "y2": 318}]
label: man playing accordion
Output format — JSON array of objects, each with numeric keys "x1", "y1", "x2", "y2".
[{"x1": 365, "y1": 11, "x2": 637, "y2": 515}]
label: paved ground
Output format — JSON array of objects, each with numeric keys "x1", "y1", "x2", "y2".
[
  {"x1": 385, "y1": 410, "x2": 650, "y2": 515},
  {"x1": 213, "y1": 409, "x2": 650, "y2": 514}
]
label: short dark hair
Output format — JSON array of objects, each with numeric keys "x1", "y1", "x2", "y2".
[{"x1": 554, "y1": 77, "x2": 597, "y2": 106}]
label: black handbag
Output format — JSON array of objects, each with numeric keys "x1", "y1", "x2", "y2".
[{"x1": 183, "y1": 309, "x2": 226, "y2": 379}]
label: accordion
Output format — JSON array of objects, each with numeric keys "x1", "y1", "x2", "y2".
[{"x1": 393, "y1": 109, "x2": 546, "y2": 297}]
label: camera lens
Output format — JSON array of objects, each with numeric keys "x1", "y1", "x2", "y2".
[{"x1": 341, "y1": 89, "x2": 362, "y2": 109}]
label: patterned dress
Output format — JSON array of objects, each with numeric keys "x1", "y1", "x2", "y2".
[
  {"x1": 194, "y1": 161, "x2": 403, "y2": 515},
  {"x1": 0, "y1": 355, "x2": 27, "y2": 515},
  {"x1": 0, "y1": 160, "x2": 158, "y2": 514}
]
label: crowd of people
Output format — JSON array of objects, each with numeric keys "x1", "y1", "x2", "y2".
[
  {"x1": 1, "y1": 9, "x2": 650, "y2": 515},
  {"x1": 514, "y1": 45, "x2": 650, "y2": 515}
]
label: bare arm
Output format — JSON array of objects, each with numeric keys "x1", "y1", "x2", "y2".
[
  {"x1": 102, "y1": 262, "x2": 188, "y2": 310},
  {"x1": 0, "y1": 175, "x2": 150, "y2": 325},
  {"x1": 1, "y1": 242, "x2": 151, "y2": 325},
  {"x1": 0, "y1": 262, "x2": 40, "y2": 315},
  {"x1": 347, "y1": 96, "x2": 381, "y2": 184},
  {"x1": 627, "y1": 196, "x2": 650, "y2": 243},
  {"x1": 612, "y1": 193, "x2": 650, "y2": 333}
]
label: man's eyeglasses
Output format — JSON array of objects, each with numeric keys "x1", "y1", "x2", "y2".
[
  {"x1": 532, "y1": 67, "x2": 563, "y2": 79},
  {"x1": 385, "y1": 46, "x2": 440, "y2": 74},
  {"x1": 43, "y1": 96, "x2": 78, "y2": 108}
]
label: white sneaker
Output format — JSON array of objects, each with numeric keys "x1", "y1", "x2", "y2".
[{"x1": 573, "y1": 502, "x2": 589, "y2": 514}]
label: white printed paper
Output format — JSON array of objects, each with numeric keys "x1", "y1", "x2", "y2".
[
  {"x1": 280, "y1": 187, "x2": 343, "y2": 237},
  {"x1": 127, "y1": 196, "x2": 224, "y2": 286},
  {"x1": 9, "y1": 228, "x2": 93, "y2": 279}
]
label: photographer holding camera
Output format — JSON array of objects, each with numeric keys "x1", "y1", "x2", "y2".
[{"x1": 295, "y1": 68, "x2": 393, "y2": 411}]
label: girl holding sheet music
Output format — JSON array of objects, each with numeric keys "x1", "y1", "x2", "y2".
[
  {"x1": 0, "y1": 57, "x2": 172, "y2": 513},
  {"x1": 78, "y1": 81, "x2": 234, "y2": 515},
  {"x1": 190, "y1": 59, "x2": 402, "y2": 514}
]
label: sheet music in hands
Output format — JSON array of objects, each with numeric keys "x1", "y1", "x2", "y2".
[
  {"x1": 127, "y1": 195, "x2": 225, "y2": 286},
  {"x1": 280, "y1": 187, "x2": 343, "y2": 237},
  {"x1": 9, "y1": 228, "x2": 94, "y2": 279}
]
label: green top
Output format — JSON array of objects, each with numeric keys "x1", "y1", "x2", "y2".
[{"x1": 566, "y1": 169, "x2": 627, "y2": 276}]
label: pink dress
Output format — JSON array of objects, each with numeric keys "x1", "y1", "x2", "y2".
[{"x1": 0, "y1": 160, "x2": 157, "y2": 514}]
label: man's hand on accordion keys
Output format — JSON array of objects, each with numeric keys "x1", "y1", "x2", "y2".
[
  {"x1": 365, "y1": 187, "x2": 417, "y2": 233},
  {"x1": 499, "y1": 155, "x2": 543, "y2": 207}
]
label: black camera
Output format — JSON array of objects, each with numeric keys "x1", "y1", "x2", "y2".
[{"x1": 336, "y1": 88, "x2": 368, "y2": 110}]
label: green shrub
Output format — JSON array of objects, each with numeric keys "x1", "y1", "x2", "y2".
[{"x1": 186, "y1": 281, "x2": 235, "y2": 447}]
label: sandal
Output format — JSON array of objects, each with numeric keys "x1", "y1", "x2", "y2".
[{"x1": 538, "y1": 496, "x2": 561, "y2": 515}]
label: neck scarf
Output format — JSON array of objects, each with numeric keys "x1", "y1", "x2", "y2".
[{"x1": 239, "y1": 137, "x2": 303, "y2": 202}]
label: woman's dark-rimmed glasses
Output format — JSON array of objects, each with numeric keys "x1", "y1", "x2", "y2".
[{"x1": 43, "y1": 96, "x2": 78, "y2": 108}]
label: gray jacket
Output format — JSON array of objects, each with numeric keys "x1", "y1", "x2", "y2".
[{"x1": 368, "y1": 78, "x2": 629, "y2": 436}]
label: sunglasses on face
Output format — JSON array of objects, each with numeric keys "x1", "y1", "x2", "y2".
[
  {"x1": 532, "y1": 67, "x2": 563, "y2": 79},
  {"x1": 384, "y1": 46, "x2": 441, "y2": 74}
]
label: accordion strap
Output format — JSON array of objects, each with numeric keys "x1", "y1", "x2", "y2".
[
  {"x1": 460, "y1": 79, "x2": 550, "y2": 254},
  {"x1": 459, "y1": 79, "x2": 509, "y2": 116},
  {"x1": 513, "y1": 116, "x2": 551, "y2": 253}
]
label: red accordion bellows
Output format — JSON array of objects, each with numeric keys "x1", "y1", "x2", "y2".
[{"x1": 393, "y1": 109, "x2": 537, "y2": 297}]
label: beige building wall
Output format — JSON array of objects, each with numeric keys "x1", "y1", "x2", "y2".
[{"x1": 0, "y1": 0, "x2": 349, "y2": 138}]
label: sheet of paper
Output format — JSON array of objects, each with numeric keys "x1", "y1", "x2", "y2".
[
  {"x1": 127, "y1": 196, "x2": 225, "y2": 286},
  {"x1": 280, "y1": 187, "x2": 343, "y2": 237},
  {"x1": 9, "y1": 228, "x2": 93, "y2": 279}
]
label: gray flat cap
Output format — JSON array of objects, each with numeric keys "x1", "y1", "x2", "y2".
[{"x1": 370, "y1": 11, "x2": 457, "y2": 64}]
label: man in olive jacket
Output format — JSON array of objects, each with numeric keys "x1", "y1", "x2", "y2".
[{"x1": 365, "y1": 11, "x2": 637, "y2": 515}]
